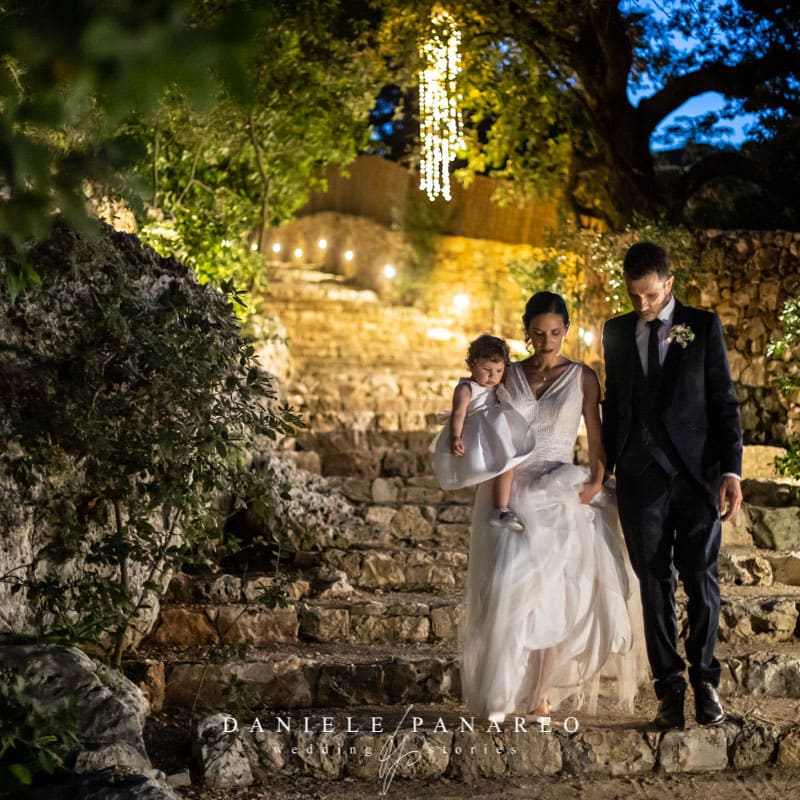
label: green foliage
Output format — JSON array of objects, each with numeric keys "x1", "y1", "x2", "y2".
[
  {"x1": 0, "y1": 219, "x2": 302, "y2": 664},
  {"x1": 133, "y1": 0, "x2": 385, "y2": 293},
  {"x1": 375, "y1": 1, "x2": 800, "y2": 228},
  {"x1": 0, "y1": 668, "x2": 80, "y2": 793},
  {"x1": 767, "y1": 298, "x2": 800, "y2": 362},
  {"x1": 507, "y1": 251, "x2": 581, "y2": 312},
  {"x1": 0, "y1": 0, "x2": 264, "y2": 292},
  {"x1": 392, "y1": 189, "x2": 455, "y2": 298},
  {"x1": 775, "y1": 445, "x2": 800, "y2": 481},
  {"x1": 514, "y1": 217, "x2": 694, "y2": 317},
  {"x1": 768, "y1": 297, "x2": 800, "y2": 480}
]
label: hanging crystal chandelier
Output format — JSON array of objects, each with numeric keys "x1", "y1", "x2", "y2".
[{"x1": 418, "y1": 9, "x2": 464, "y2": 201}]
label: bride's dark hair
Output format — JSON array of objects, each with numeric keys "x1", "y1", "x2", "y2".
[{"x1": 522, "y1": 291, "x2": 570, "y2": 331}]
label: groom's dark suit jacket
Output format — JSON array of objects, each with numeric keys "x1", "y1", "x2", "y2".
[{"x1": 602, "y1": 299, "x2": 743, "y2": 496}]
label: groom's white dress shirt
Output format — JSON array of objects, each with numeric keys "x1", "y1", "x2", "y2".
[{"x1": 634, "y1": 295, "x2": 675, "y2": 376}]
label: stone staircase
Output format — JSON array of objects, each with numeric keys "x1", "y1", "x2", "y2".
[{"x1": 137, "y1": 262, "x2": 800, "y2": 793}]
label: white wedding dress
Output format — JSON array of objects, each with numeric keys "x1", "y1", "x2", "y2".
[{"x1": 460, "y1": 361, "x2": 648, "y2": 718}]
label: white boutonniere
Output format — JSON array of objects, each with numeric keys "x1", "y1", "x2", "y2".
[{"x1": 666, "y1": 323, "x2": 695, "y2": 348}]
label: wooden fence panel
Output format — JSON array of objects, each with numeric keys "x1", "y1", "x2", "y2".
[{"x1": 298, "y1": 156, "x2": 559, "y2": 246}]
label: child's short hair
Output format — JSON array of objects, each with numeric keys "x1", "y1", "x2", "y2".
[{"x1": 466, "y1": 334, "x2": 510, "y2": 367}]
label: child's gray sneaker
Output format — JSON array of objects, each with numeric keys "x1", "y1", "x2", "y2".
[{"x1": 488, "y1": 508, "x2": 524, "y2": 531}]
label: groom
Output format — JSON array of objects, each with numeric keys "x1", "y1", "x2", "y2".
[{"x1": 601, "y1": 242, "x2": 743, "y2": 730}]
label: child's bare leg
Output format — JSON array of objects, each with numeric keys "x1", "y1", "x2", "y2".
[
  {"x1": 492, "y1": 469, "x2": 514, "y2": 509},
  {"x1": 488, "y1": 470, "x2": 523, "y2": 531}
]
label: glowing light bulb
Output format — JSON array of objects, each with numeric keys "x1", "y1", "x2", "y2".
[
  {"x1": 271, "y1": 243, "x2": 281, "y2": 254},
  {"x1": 250, "y1": 242, "x2": 259, "y2": 252},
  {"x1": 344, "y1": 250, "x2": 354, "y2": 262},
  {"x1": 583, "y1": 330, "x2": 595, "y2": 346},
  {"x1": 382, "y1": 264, "x2": 397, "y2": 279},
  {"x1": 318, "y1": 238, "x2": 328, "y2": 250},
  {"x1": 293, "y1": 248, "x2": 303, "y2": 259},
  {"x1": 453, "y1": 293, "x2": 470, "y2": 313}
]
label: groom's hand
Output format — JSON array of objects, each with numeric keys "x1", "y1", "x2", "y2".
[{"x1": 719, "y1": 475, "x2": 743, "y2": 521}]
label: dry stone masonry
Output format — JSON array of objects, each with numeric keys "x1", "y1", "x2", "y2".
[{"x1": 128, "y1": 252, "x2": 800, "y2": 793}]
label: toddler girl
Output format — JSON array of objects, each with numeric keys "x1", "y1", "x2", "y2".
[{"x1": 431, "y1": 334, "x2": 534, "y2": 530}]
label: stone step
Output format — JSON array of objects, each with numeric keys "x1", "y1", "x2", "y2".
[
  {"x1": 243, "y1": 456, "x2": 800, "y2": 579},
  {"x1": 138, "y1": 641, "x2": 800, "y2": 713},
  {"x1": 156, "y1": 642, "x2": 459, "y2": 710},
  {"x1": 316, "y1": 545, "x2": 467, "y2": 592},
  {"x1": 188, "y1": 700, "x2": 800, "y2": 790},
  {"x1": 288, "y1": 389, "x2": 454, "y2": 418},
  {"x1": 270, "y1": 302, "x2": 469, "y2": 365},
  {"x1": 292, "y1": 457, "x2": 800, "y2": 553},
  {"x1": 147, "y1": 578, "x2": 800, "y2": 651},
  {"x1": 148, "y1": 590, "x2": 462, "y2": 649}
]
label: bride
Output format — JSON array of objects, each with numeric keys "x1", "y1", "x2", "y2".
[{"x1": 460, "y1": 291, "x2": 646, "y2": 724}]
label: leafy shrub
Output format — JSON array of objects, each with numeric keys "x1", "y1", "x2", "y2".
[
  {"x1": 0, "y1": 219, "x2": 300, "y2": 664},
  {"x1": 0, "y1": 668, "x2": 79, "y2": 793}
]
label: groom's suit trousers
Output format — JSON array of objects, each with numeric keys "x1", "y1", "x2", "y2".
[{"x1": 616, "y1": 359, "x2": 722, "y2": 697}]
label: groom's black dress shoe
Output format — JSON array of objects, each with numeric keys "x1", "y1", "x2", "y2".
[
  {"x1": 653, "y1": 690, "x2": 685, "y2": 730},
  {"x1": 694, "y1": 682, "x2": 725, "y2": 726}
]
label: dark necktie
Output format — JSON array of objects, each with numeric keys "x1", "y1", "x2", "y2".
[{"x1": 647, "y1": 318, "x2": 663, "y2": 391}]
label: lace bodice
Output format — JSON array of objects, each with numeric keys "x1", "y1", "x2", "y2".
[{"x1": 497, "y1": 361, "x2": 584, "y2": 477}]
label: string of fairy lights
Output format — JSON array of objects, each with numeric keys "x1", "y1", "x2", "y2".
[{"x1": 418, "y1": 9, "x2": 464, "y2": 201}]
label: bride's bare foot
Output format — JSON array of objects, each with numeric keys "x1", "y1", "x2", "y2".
[{"x1": 527, "y1": 697, "x2": 550, "y2": 724}]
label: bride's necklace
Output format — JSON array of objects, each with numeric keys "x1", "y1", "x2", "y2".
[
  {"x1": 527, "y1": 359, "x2": 563, "y2": 386},
  {"x1": 531, "y1": 367, "x2": 553, "y2": 383}
]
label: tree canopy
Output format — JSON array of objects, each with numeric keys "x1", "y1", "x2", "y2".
[
  {"x1": 2, "y1": 0, "x2": 800, "y2": 278},
  {"x1": 0, "y1": 0, "x2": 381, "y2": 292},
  {"x1": 136, "y1": 1, "x2": 382, "y2": 289},
  {"x1": 375, "y1": 0, "x2": 800, "y2": 229},
  {"x1": 0, "y1": 0, "x2": 270, "y2": 291}
]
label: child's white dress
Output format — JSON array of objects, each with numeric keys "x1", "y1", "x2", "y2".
[{"x1": 431, "y1": 378, "x2": 536, "y2": 490}]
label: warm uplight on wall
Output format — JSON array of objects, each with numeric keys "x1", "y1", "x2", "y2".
[
  {"x1": 271, "y1": 243, "x2": 281, "y2": 254},
  {"x1": 382, "y1": 264, "x2": 397, "y2": 279},
  {"x1": 418, "y1": 9, "x2": 464, "y2": 201},
  {"x1": 293, "y1": 247, "x2": 303, "y2": 259},
  {"x1": 318, "y1": 239, "x2": 328, "y2": 250},
  {"x1": 343, "y1": 250, "x2": 355, "y2": 262},
  {"x1": 452, "y1": 293, "x2": 470, "y2": 313}
]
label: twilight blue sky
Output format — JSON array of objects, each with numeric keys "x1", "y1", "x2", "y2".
[
  {"x1": 649, "y1": 93, "x2": 759, "y2": 150},
  {"x1": 622, "y1": 0, "x2": 760, "y2": 150}
]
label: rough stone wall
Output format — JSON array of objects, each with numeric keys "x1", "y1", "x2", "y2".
[
  {"x1": 688, "y1": 230, "x2": 800, "y2": 445},
  {"x1": 265, "y1": 215, "x2": 800, "y2": 446}
]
